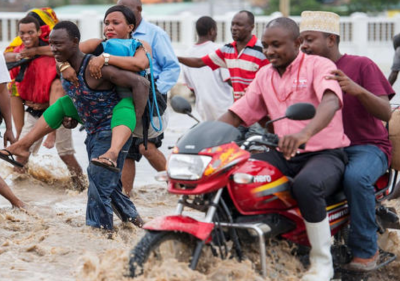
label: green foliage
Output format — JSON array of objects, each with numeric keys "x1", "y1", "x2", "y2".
[
  {"x1": 347, "y1": 0, "x2": 399, "y2": 14},
  {"x1": 46, "y1": 0, "x2": 115, "y2": 7},
  {"x1": 84, "y1": 0, "x2": 115, "y2": 4},
  {"x1": 263, "y1": 0, "x2": 398, "y2": 16},
  {"x1": 264, "y1": 0, "x2": 323, "y2": 16}
]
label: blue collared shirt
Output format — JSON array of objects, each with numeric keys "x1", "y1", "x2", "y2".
[{"x1": 133, "y1": 19, "x2": 180, "y2": 94}]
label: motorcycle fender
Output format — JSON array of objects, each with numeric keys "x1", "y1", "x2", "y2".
[{"x1": 143, "y1": 215, "x2": 214, "y2": 241}]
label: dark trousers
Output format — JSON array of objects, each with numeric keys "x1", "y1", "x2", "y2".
[
  {"x1": 85, "y1": 130, "x2": 139, "y2": 230},
  {"x1": 252, "y1": 148, "x2": 347, "y2": 222}
]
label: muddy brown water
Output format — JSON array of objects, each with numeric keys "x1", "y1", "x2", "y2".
[{"x1": 1, "y1": 157, "x2": 400, "y2": 281}]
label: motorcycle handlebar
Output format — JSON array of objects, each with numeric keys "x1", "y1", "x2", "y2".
[{"x1": 241, "y1": 133, "x2": 306, "y2": 150}]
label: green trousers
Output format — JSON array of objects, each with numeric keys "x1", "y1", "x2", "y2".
[{"x1": 43, "y1": 95, "x2": 136, "y2": 131}]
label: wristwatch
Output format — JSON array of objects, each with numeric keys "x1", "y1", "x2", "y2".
[{"x1": 102, "y1": 53, "x2": 110, "y2": 65}]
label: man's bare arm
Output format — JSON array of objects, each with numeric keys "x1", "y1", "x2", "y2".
[
  {"x1": 4, "y1": 45, "x2": 53, "y2": 63},
  {"x1": 178, "y1": 57, "x2": 206, "y2": 68},
  {"x1": 4, "y1": 52, "x2": 21, "y2": 62},
  {"x1": 326, "y1": 69, "x2": 392, "y2": 122},
  {"x1": 25, "y1": 45, "x2": 53, "y2": 57},
  {"x1": 19, "y1": 46, "x2": 53, "y2": 58},
  {"x1": 218, "y1": 110, "x2": 243, "y2": 127},
  {"x1": 389, "y1": 70, "x2": 399, "y2": 86}
]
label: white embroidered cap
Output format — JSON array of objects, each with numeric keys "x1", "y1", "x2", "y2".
[{"x1": 300, "y1": 11, "x2": 340, "y2": 36}]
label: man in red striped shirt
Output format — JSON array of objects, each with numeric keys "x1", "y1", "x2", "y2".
[{"x1": 179, "y1": 10, "x2": 268, "y2": 102}]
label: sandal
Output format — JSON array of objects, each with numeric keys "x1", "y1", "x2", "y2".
[
  {"x1": 91, "y1": 157, "x2": 120, "y2": 172},
  {"x1": 0, "y1": 149, "x2": 24, "y2": 168}
]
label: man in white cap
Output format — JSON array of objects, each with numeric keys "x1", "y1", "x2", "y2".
[
  {"x1": 219, "y1": 17, "x2": 349, "y2": 281},
  {"x1": 300, "y1": 11, "x2": 395, "y2": 272}
]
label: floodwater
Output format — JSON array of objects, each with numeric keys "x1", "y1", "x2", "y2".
[{"x1": 1, "y1": 108, "x2": 400, "y2": 281}]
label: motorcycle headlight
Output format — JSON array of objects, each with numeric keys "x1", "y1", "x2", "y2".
[{"x1": 167, "y1": 154, "x2": 212, "y2": 180}]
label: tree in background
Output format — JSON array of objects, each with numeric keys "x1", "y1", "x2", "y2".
[
  {"x1": 264, "y1": 0, "x2": 399, "y2": 16},
  {"x1": 347, "y1": 0, "x2": 399, "y2": 14},
  {"x1": 264, "y1": 0, "x2": 323, "y2": 16},
  {"x1": 47, "y1": 0, "x2": 115, "y2": 7}
]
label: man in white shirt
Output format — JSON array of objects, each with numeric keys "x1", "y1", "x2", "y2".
[{"x1": 182, "y1": 16, "x2": 233, "y2": 121}]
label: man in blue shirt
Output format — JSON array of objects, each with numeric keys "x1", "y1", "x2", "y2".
[{"x1": 117, "y1": 0, "x2": 180, "y2": 196}]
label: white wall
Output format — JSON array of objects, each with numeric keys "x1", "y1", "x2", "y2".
[{"x1": 1, "y1": 11, "x2": 399, "y2": 83}]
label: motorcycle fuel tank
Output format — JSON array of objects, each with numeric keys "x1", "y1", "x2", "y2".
[{"x1": 228, "y1": 159, "x2": 297, "y2": 215}]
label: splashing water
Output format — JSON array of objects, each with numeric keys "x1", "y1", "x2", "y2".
[{"x1": 1, "y1": 155, "x2": 400, "y2": 281}]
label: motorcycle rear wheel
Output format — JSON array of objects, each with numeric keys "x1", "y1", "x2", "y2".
[{"x1": 129, "y1": 231, "x2": 201, "y2": 277}]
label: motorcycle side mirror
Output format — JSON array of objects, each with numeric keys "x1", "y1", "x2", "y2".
[
  {"x1": 171, "y1": 96, "x2": 192, "y2": 114},
  {"x1": 265, "y1": 103, "x2": 316, "y2": 129},
  {"x1": 285, "y1": 103, "x2": 316, "y2": 120},
  {"x1": 170, "y1": 95, "x2": 200, "y2": 123}
]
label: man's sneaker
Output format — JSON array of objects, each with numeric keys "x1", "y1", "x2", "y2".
[{"x1": 345, "y1": 250, "x2": 379, "y2": 271}]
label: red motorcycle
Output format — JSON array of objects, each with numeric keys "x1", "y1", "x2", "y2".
[{"x1": 129, "y1": 97, "x2": 399, "y2": 280}]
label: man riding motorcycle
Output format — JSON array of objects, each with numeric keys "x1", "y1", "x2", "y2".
[
  {"x1": 299, "y1": 11, "x2": 395, "y2": 271},
  {"x1": 218, "y1": 17, "x2": 349, "y2": 281}
]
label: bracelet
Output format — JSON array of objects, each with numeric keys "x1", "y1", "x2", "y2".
[
  {"x1": 59, "y1": 64, "x2": 71, "y2": 72},
  {"x1": 58, "y1": 61, "x2": 71, "y2": 72},
  {"x1": 57, "y1": 61, "x2": 70, "y2": 68}
]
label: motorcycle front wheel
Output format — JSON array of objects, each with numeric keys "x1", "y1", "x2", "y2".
[{"x1": 129, "y1": 231, "x2": 203, "y2": 277}]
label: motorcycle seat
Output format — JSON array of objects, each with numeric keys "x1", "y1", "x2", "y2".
[{"x1": 325, "y1": 190, "x2": 347, "y2": 206}]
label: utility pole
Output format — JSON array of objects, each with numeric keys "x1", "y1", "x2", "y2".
[{"x1": 280, "y1": 0, "x2": 290, "y2": 17}]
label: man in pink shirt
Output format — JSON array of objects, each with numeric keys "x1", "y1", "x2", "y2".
[{"x1": 219, "y1": 17, "x2": 349, "y2": 281}]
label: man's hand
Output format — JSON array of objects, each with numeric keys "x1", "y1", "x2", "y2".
[
  {"x1": 61, "y1": 67, "x2": 79, "y2": 87},
  {"x1": 24, "y1": 101, "x2": 49, "y2": 111},
  {"x1": 325, "y1": 69, "x2": 363, "y2": 96},
  {"x1": 3, "y1": 128, "x2": 16, "y2": 147},
  {"x1": 62, "y1": 117, "x2": 78, "y2": 129},
  {"x1": 19, "y1": 47, "x2": 37, "y2": 58},
  {"x1": 278, "y1": 131, "x2": 310, "y2": 160},
  {"x1": 88, "y1": 56, "x2": 105, "y2": 79}
]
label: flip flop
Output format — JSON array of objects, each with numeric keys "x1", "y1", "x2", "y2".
[
  {"x1": 0, "y1": 149, "x2": 24, "y2": 168},
  {"x1": 91, "y1": 157, "x2": 120, "y2": 172}
]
